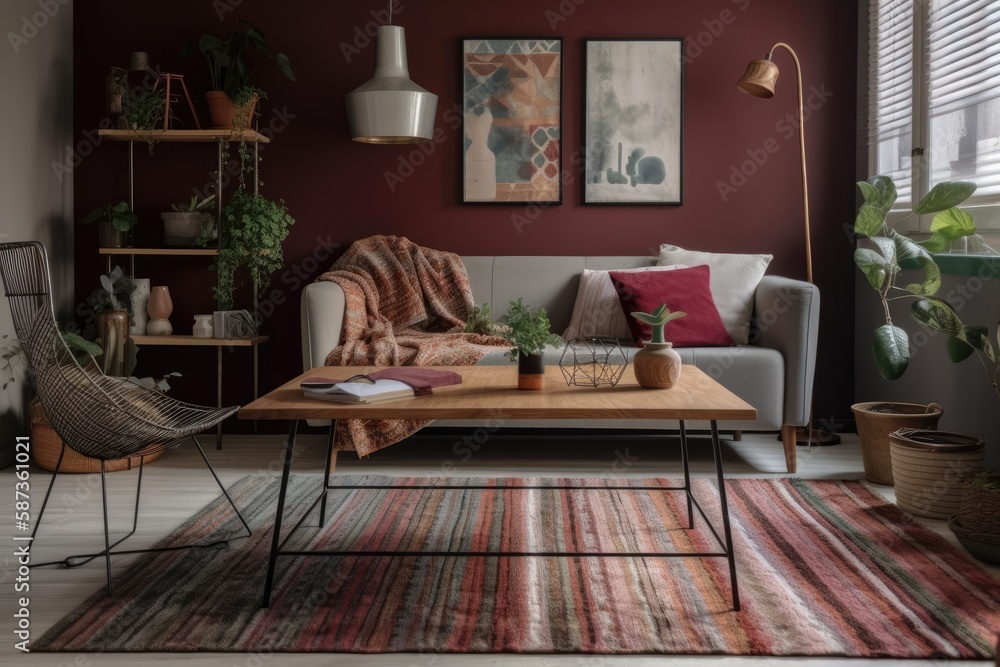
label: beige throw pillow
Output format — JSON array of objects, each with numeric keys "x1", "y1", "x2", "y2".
[
  {"x1": 657, "y1": 244, "x2": 772, "y2": 344},
  {"x1": 563, "y1": 265, "x2": 683, "y2": 341}
]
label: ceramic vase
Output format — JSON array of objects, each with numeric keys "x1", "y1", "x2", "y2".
[
  {"x1": 146, "y1": 285, "x2": 173, "y2": 336},
  {"x1": 192, "y1": 314, "x2": 214, "y2": 338},
  {"x1": 517, "y1": 352, "x2": 545, "y2": 390},
  {"x1": 96, "y1": 309, "x2": 130, "y2": 377},
  {"x1": 633, "y1": 341, "x2": 682, "y2": 389},
  {"x1": 129, "y1": 278, "x2": 150, "y2": 334}
]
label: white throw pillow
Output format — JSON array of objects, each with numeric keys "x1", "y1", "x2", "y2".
[
  {"x1": 657, "y1": 244, "x2": 772, "y2": 344},
  {"x1": 563, "y1": 265, "x2": 684, "y2": 341}
]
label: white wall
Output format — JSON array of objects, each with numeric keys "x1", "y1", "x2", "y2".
[
  {"x1": 0, "y1": 0, "x2": 73, "y2": 467},
  {"x1": 855, "y1": 268, "x2": 1000, "y2": 468}
]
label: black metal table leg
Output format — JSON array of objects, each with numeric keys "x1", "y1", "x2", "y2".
[
  {"x1": 678, "y1": 420, "x2": 694, "y2": 529},
  {"x1": 318, "y1": 420, "x2": 337, "y2": 527},
  {"x1": 709, "y1": 420, "x2": 740, "y2": 611},
  {"x1": 262, "y1": 419, "x2": 297, "y2": 608}
]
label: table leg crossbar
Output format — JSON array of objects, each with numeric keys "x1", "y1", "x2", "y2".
[{"x1": 261, "y1": 419, "x2": 740, "y2": 611}]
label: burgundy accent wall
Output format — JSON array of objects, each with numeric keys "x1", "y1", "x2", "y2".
[{"x1": 73, "y1": 0, "x2": 858, "y2": 429}]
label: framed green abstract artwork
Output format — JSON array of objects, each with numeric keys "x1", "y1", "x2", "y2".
[
  {"x1": 462, "y1": 38, "x2": 563, "y2": 204},
  {"x1": 583, "y1": 39, "x2": 684, "y2": 205}
]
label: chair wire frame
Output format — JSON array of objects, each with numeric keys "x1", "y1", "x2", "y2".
[{"x1": 0, "y1": 241, "x2": 251, "y2": 593}]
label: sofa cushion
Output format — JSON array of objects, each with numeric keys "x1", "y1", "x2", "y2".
[
  {"x1": 657, "y1": 244, "x2": 772, "y2": 345},
  {"x1": 562, "y1": 265, "x2": 683, "y2": 341},
  {"x1": 609, "y1": 266, "x2": 734, "y2": 347}
]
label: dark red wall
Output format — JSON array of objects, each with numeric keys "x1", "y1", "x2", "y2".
[{"x1": 73, "y1": 0, "x2": 858, "y2": 429}]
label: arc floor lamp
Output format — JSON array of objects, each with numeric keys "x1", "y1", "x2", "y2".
[{"x1": 737, "y1": 43, "x2": 840, "y2": 446}]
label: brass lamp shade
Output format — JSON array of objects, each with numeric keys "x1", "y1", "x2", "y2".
[
  {"x1": 345, "y1": 26, "x2": 438, "y2": 144},
  {"x1": 736, "y1": 58, "x2": 779, "y2": 98}
]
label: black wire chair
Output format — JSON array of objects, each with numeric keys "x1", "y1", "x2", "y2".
[{"x1": 0, "y1": 241, "x2": 251, "y2": 593}]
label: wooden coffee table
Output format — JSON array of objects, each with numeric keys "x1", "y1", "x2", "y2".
[{"x1": 239, "y1": 365, "x2": 756, "y2": 609}]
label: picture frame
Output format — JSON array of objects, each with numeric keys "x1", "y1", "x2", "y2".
[
  {"x1": 461, "y1": 38, "x2": 563, "y2": 204},
  {"x1": 583, "y1": 39, "x2": 684, "y2": 205}
]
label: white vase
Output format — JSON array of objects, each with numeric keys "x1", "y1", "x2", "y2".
[
  {"x1": 192, "y1": 314, "x2": 214, "y2": 338},
  {"x1": 130, "y1": 278, "x2": 150, "y2": 335}
]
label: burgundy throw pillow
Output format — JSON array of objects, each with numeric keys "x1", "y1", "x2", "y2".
[{"x1": 609, "y1": 265, "x2": 734, "y2": 347}]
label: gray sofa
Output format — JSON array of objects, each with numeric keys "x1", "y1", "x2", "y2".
[{"x1": 301, "y1": 256, "x2": 820, "y2": 473}]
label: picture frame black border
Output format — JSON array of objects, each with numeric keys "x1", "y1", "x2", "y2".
[
  {"x1": 581, "y1": 38, "x2": 685, "y2": 206},
  {"x1": 459, "y1": 36, "x2": 565, "y2": 206}
]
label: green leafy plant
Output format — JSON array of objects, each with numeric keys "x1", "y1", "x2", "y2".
[
  {"x1": 123, "y1": 87, "x2": 167, "y2": 131},
  {"x1": 80, "y1": 201, "x2": 139, "y2": 233},
  {"x1": 854, "y1": 175, "x2": 978, "y2": 381},
  {"x1": 171, "y1": 193, "x2": 216, "y2": 213},
  {"x1": 208, "y1": 189, "x2": 295, "y2": 310},
  {"x1": 90, "y1": 266, "x2": 134, "y2": 313},
  {"x1": 464, "y1": 303, "x2": 506, "y2": 337},
  {"x1": 631, "y1": 303, "x2": 686, "y2": 344},
  {"x1": 194, "y1": 20, "x2": 295, "y2": 99},
  {"x1": 499, "y1": 298, "x2": 562, "y2": 362},
  {"x1": 2, "y1": 332, "x2": 103, "y2": 390}
]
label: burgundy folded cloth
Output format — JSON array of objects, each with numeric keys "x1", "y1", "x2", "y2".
[{"x1": 368, "y1": 368, "x2": 463, "y2": 394}]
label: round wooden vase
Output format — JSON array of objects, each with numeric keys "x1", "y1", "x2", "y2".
[
  {"x1": 517, "y1": 352, "x2": 545, "y2": 390},
  {"x1": 633, "y1": 341, "x2": 682, "y2": 389},
  {"x1": 146, "y1": 285, "x2": 173, "y2": 336}
]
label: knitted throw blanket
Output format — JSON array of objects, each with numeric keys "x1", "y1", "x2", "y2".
[{"x1": 317, "y1": 235, "x2": 509, "y2": 456}]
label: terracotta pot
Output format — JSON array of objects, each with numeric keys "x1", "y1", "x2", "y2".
[
  {"x1": 205, "y1": 91, "x2": 259, "y2": 130},
  {"x1": 851, "y1": 401, "x2": 943, "y2": 485},
  {"x1": 517, "y1": 352, "x2": 544, "y2": 390},
  {"x1": 633, "y1": 341, "x2": 682, "y2": 388}
]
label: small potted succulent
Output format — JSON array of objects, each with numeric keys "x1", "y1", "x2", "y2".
[
  {"x1": 80, "y1": 201, "x2": 139, "y2": 249},
  {"x1": 631, "y1": 304, "x2": 686, "y2": 389},
  {"x1": 162, "y1": 194, "x2": 216, "y2": 246},
  {"x1": 500, "y1": 298, "x2": 562, "y2": 390}
]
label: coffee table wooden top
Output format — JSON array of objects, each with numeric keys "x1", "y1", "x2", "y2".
[{"x1": 239, "y1": 365, "x2": 756, "y2": 422}]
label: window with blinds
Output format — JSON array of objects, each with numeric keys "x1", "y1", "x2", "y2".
[{"x1": 867, "y1": 0, "x2": 1000, "y2": 223}]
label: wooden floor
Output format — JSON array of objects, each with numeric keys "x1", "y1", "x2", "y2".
[{"x1": 1, "y1": 431, "x2": 996, "y2": 666}]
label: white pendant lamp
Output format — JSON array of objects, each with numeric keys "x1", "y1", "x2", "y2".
[{"x1": 345, "y1": 4, "x2": 438, "y2": 144}]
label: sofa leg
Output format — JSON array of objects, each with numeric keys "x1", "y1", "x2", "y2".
[
  {"x1": 781, "y1": 425, "x2": 797, "y2": 474},
  {"x1": 731, "y1": 430, "x2": 743, "y2": 442}
]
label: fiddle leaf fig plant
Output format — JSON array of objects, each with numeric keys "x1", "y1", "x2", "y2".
[
  {"x1": 631, "y1": 303, "x2": 686, "y2": 345},
  {"x1": 854, "y1": 175, "x2": 978, "y2": 381}
]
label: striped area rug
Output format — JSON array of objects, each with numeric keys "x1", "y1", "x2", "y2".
[{"x1": 36, "y1": 475, "x2": 1000, "y2": 657}]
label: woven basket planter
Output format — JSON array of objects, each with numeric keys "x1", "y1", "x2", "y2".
[
  {"x1": 851, "y1": 402, "x2": 943, "y2": 485},
  {"x1": 949, "y1": 471, "x2": 1000, "y2": 566},
  {"x1": 29, "y1": 400, "x2": 163, "y2": 473},
  {"x1": 888, "y1": 429, "x2": 985, "y2": 519}
]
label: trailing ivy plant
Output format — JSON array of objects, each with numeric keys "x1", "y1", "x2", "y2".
[
  {"x1": 210, "y1": 188, "x2": 295, "y2": 310},
  {"x1": 854, "y1": 175, "x2": 978, "y2": 381}
]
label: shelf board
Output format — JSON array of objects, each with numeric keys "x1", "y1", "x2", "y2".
[
  {"x1": 99, "y1": 247, "x2": 218, "y2": 256},
  {"x1": 98, "y1": 129, "x2": 270, "y2": 143},
  {"x1": 132, "y1": 335, "x2": 268, "y2": 347}
]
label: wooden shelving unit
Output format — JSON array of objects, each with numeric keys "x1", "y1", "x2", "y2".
[
  {"x1": 132, "y1": 335, "x2": 268, "y2": 347},
  {"x1": 98, "y1": 128, "x2": 270, "y2": 143},
  {"x1": 99, "y1": 247, "x2": 218, "y2": 256}
]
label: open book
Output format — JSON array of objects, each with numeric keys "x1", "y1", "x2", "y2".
[
  {"x1": 300, "y1": 368, "x2": 463, "y2": 404},
  {"x1": 301, "y1": 378, "x2": 414, "y2": 404}
]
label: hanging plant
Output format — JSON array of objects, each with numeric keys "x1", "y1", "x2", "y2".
[{"x1": 210, "y1": 188, "x2": 295, "y2": 310}]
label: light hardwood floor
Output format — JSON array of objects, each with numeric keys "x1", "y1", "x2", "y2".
[{"x1": 1, "y1": 431, "x2": 996, "y2": 667}]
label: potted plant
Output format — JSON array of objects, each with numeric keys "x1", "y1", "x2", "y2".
[
  {"x1": 162, "y1": 194, "x2": 216, "y2": 246},
  {"x1": 88, "y1": 266, "x2": 136, "y2": 378},
  {"x1": 500, "y1": 298, "x2": 562, "y2": 390},
  {"x1": 193, "y1": 20, "x2": 295, "y2": 129},
  {"x1": 208, "y1": 188, "x2": 295, "y2": 310},
  {"x1": 851, "y1": 174, "x2": 979, "y2": 483},
  {"x1": 630, "y1": 304, "x2": 686, "y2": 389},
  {"x1": 80, "y1": 201, "x2": 139, "y2": 249}
]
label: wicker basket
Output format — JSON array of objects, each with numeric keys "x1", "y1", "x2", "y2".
[
  {"x1": 851, "y1": 402, "x2": 943, "y2": 485},
  {"x1": 29, "y1": 400, "x2": 163, "y2": 473},
  {"x1": 888, "y1": 429, "x2": 985, "y2": 519}
]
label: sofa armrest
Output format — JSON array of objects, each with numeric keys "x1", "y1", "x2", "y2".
[
  {"x1": 300, "y1": 281, "x2": 347, "y2": 372},
  {"x1": 752, "y1": 275, "x2": 820, "y2": 427}
]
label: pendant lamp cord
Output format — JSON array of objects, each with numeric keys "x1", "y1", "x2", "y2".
[{"x1": 388, "y1": 0, "x2": 393, "y2": 25}]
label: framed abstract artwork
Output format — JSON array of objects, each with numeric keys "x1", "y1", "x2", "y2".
[
  {"x1": 462, "y1": 38, "x2": 563, "y2": 204},
  {"x1": 583, "y1": 39, "x2": 684, "y2": 205}
]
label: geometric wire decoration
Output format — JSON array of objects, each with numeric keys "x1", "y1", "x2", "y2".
[{"x1": 559, "y1": 336, "x2": 629, "y2": 387}]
